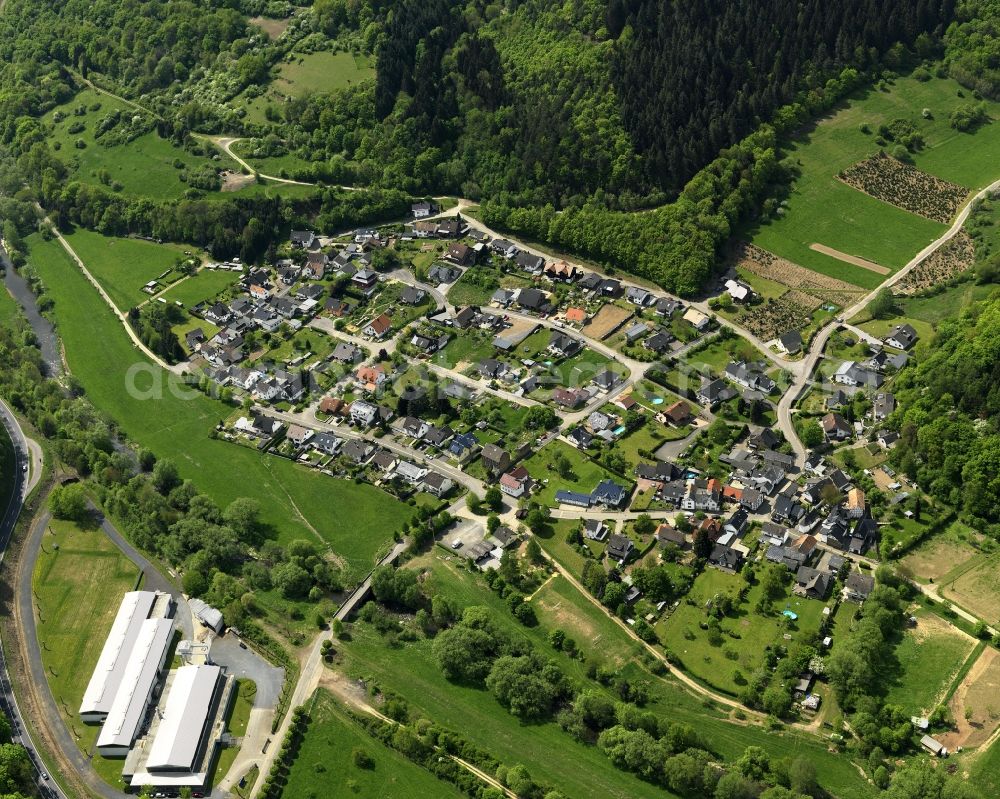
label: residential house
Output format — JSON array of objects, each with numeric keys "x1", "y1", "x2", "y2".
[
  {"x1": 491, "y1": 288, "x2": 515, "y2": 307},
  {"x1": 771, "y1": 494, "x2": 803, "y2": 524},
  {"x1": 395, "y1": 460, "x2": 428, "y2": 485},
  {"x1": 577, "y1": 272, "x2": 602, "y2": 291},
  {"x1": 249, "y1": 412, "x2": 283, "y2": 438},
  {"x1": 203, "y1": 303, "x2": 232, "y2": 326},
  {"x1": 724, "y1": 508, "x2": 749, "y2": 537},
  {"x1": 599, "y1": 279, "x2": 623, "y2": 297},
  {"x1": 794, "y1": 567, "x2": 831, "y2": 600},
  {"x1": 353, "y1": 227, "x2": 380, "y2": 244},
  {"x1": 584, "y1": 519, "x2": 609, "y2": 541},
  {"x1": 492, "y1": 526, "x2": 519, "y2": 548},
  {"x1": 872, "y1": 392, "x2": 896, "y2": 422},
  {"x1": 655, "y1": 297, "x2": 683, "y2": 318},
  {"x1": 343, "y1": 439, "x2": 375, "y2": 464},
  {"x1": 356, "y1": 364, "x2": 387, "y2": 391},
  {"x1": 424, "y1": 425, "x2": 454, "y2": 448},
  {"x1": 606, "y1": 533, "x2": 635, "y2": 563},
  {"x1": 877, "y1": 430, "x2": 900, "y2": 449},
  {"x1": 568, "y1": 427, "x2": 594, "y2": 449},
  {"x1": 761, "y1": 449, "x2": 796, "y2": 472},
  {"x1": 481, "y1": 444, "x2": 511, "y2": 475},
  {"x1": 290, "y1": 230, "x2": 316, "y2": 250},
  {"x1": 645, "y1": 331, "x2": 673, "y2": 354},
  {"x1": 613, "y1": 394, "x2": 638, "y2": 412},
  {"x1": 185, "y1": 328, "x2": 205, "y2": 352},
  {"x1": 826, "y1": 389, "x2": 848, "y2": 410},
  {"x1": 740, "y1": 488, "x2": 764, "y2": 512},
  {"x1": 453, "y1": 306, "x2": 477, "y2": 329},
  {"x1": 500, "y1": 466, "x2": 531, "y2": 498},
  {"x1": 331, "y1": 342, "x2": 363, "y2": 364},
  {"x1": 555, "y1": 490, "x2": 592, "y2": 508},
  {"x1": 371, "y1": 450, "x2": 398, "y2": 473},
  {"x1": 592, "y1": 479, "x2": 629, "y2": 509},
  {"x1": 591, "y1": 369, "x2": 618, "y2": 392},
  {"x1": 662, "y1": 400, "x2": 691, "y2": 426},
  {"x1": 765, "y1": 545, "x2": 808, "y2": 571},
  {"x1": 588, "y1": 411, "x2": 612, "y2": 432},
  {"x1": 286, "y1": 425, "x2": 313, "y2": 447},
  {"x1": 843, "y1": 572, "x2": 875, "y2": 603},
  {"x1": 846, "y1": 487, "x2": 866, "y2": 518},
  {"x1": 724, "y1": 279, "x2": 752, "y2": 302},
  {"x1": 624, "y1": 322, "x2": 650, "y2": 344},
  {"x1": 400, "y1": 286, "x2": 426, "y2": 305},
  {"x1": 548, "y1": 330, "x2": 582, "y2": 357},
  {"x1": 422, "y1": 472, "x2": 453, "y2": 497},
  {"x1": 885, "y1": 323, "x2": 918, "y2": 350},
  {"x1": 363, "y1": 314, "x2": 392, "y2": 339},
  {"x1": 449, "y1": 431, "x2": 478, "y2": 459},
  {"x1": 325, "y1": 298, "x2": 353, "y2": 317},
  {"x1": 834, "y1": 361, "x2": 884, "y2": 388},
  {"x1": 310, "y1": 432, "x2": 341, "y2": 456},
  {"x1": 725, "y1": 361, "x2": 776, "y2": 393},
  {"x1": 697, "y1": 377, "x2": 737, "y2": 407},
  {"x1": 446, "y1": 242, "x2": 474, "y2": 266},
  {"x1": 412, "y1": 220, "x2": 439, "y2": 238},
  {"x1": 710, "y1": 544, "x2": 745, "y2": 571},
  {"x1": 552, "y1": 387, "x2": 587, "y2": 409},
  {"x1": 490, "y1": 239, "x2": 518, "y2": 258},
  {"x1": 350, "y1": 400, "x2": 379, "y2": 427},
  {"x1": 821, "y1": 412, "x2": 853, "y2": 441},
  {"x1": 401, "y1": 416, "x2": 431, "y2": 440},
  {"x1": 304, "y1": 252, "x2": 329, "y2": 279},
  {"x1": 477, "y1": 358, "x2": 509, "y2": 380},
  {"x1": 412, "y1": 200, "x2": 436, "y2": 218},
  {"x1": 545, "y1": 261, "x2": 579, "y2": 282},
  {"x1": 517, "y1": 287, "x2": 550, "y2": 313},
  {"x1": 319, "y1": 396, "x2": 346, "y2": 416},
  {"x1": 749, "y1": 465, "x2": 785, "y2": 495},
  {"x1": 435, "y1": 217, "x2": 463, "y2": 238},
  {"x1": 515, "y1": 252, "x2": 545, "y2": 274},
  {"x1": 352, "y1": 269, "x2": 379, "y2": 294},
  {"x1": 683, "y1": 478, "x2": 722, "y2": 512},
  {"x1": 777, "y1": 330, "x2": 803, "y2": 355},
  {"x1": 428, "y1": 264, "x2": 461, "y2": 284},
  {"x1": 625, "y1": 286, "x2": 654, "y2": 306},
  {"x1": 656, "y1": 523, "x2": 688, "y2": 549},
  {"x1": 682, "y1": 307, "x2": 710, "y2": 331}
]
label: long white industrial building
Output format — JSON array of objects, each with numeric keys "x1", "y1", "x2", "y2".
[
  {"x1": 79, "y1": 591, "x2": 157, "y2": 722},
  {"x1": 96, "y1": 617, "x2": 174, "y2": 756},
  {"x1": 146, "y1": 665, "x2": 223, "y2": 772}
]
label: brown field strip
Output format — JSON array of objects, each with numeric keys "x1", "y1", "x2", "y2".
[{"x1": 809, "y1": 243, "x2": 891, "y2": 275}]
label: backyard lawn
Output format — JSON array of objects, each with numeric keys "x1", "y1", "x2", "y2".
[
  {"x1": 158, "y1": 268, "x2": 239, "y2": 309},
  {"x1": 523, "y1": 440, "x2": 627, "y2": 507},
  {"x1": 32, "y1": 519, "x2": 141, "y2": 788}
]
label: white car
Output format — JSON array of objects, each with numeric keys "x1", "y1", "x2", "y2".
[{"x1": 451, "y1": 540, "x2": 462, "y2": 549}]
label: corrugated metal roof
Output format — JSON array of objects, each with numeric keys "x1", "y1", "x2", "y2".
[
  {"x1": 80, "y1": 592, "x2": 157, "y2": 717},
  {"x1": 146, "y1": 665, "x2": 222, "y2": 771}
]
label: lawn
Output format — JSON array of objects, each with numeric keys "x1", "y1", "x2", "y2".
[
  {"x1": 157, "y1": 268, "x2": 239, "y2": 309},
  {"x1": 61, "y1": 229, "x2": 192, "y2": 312},
  {"x1": 970, "y1": 734, "x2": 1000, "y2": 798},
  {"x1": 26, "y1": 233, "x2": 411, "y2": 577},
  {"x1": 32, "y1": 518, "x2": 141, "y2": 789},
  {"x1": 522, "y1": 440, "x2": 626, "y2": 507},
  {"x1": 883, "y1": 609, "x2": 976, "y2": 716},
  {"x1": 237, "y1": 50, "x2": 375, "y2": 126},
  {"x1": 942, "y1": 554, "x2": 1000, "y2": 623},
  {"x1": 658, "y1": 568, "x2": 827, "y2": 696},
  {"x1": 43, "y1": 88, "x2": 240, "y2": 200},
  {"x1": 0, "y1": 284, "x2": 19, "y2": 323},
  {"x1": 747, "y1": 73, "x2": 1000, "y2": 286},
  {"x1": 433, "y1": 332, "x2": 495, "y2": 369},
  {"x1": 280, "y1": 689, "x2": 466, "y2": 799}
]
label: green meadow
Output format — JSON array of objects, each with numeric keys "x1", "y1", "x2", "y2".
[
  {"x1": 749, "y1": 74, "x2": 1000, "y2": 286},
  {"x1": 25, "y1": 232, "x2": 411, "y2": 575}
]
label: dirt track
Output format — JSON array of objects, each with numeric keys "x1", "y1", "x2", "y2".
[{"x1": 809, "y1": 243, "x2": 891, "y2": 274}]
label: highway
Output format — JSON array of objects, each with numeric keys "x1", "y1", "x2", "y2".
[{"x1": 0, "y1": 399, "x2": 64, "y2": 799}]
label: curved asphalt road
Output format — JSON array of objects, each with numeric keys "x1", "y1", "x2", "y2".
[{"x1": 0, "y1": 401, "x2": 66, "y2": 799}]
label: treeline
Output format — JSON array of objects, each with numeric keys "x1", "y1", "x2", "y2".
[
  {"x1": 610, "y1": 0, "x2": 952, "y2": 193},
  {"x1": 944, "y1": 0, "x2": 1000, "y2": 98},
  {"x1": 889, "y1": 289, "x2": 1000, "y2": 534}
]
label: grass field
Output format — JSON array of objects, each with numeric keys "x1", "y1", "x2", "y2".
[
  {"x1": 32, "y1": 519, "x2": 141, "y2": 788},
  {"x1": 0, "y1": 284, "x2": 19, "y2": 323},
  {"x1": 883, "y1": 609, "x2": 976, "y2": 715},
  {"x1": 42, "y1": 88, "x2": 238, "y2": 200},
  {"x1": 522, "y1": 440, "x2": 626, "y2": 507},
  {"x1": 210, "y1": 679, "x2": 257, "y2": 788},
  {"x1": 900, "y1": 521, "x2": 985, "y2": 583},
  {"x1": 970, "y1": 734, "x2": 1000, "y2": 797},
  {"x1": 237, "y1": 51, "x2": 374, "y2": 125},
  {"x1": 342, "y1": 554, "x2": 875, "y2": 799},
  {"x1": 942, "y1": 554, "x2": 1000, "y2": 622},
  {"x1": 157, "y1": 269, "x2": 238, "y2": 309},
  {"x1": 748, "y1": 74, "x2": 1000, "y2": 286},
  {"x1": 62, "y1": 230, "x2": 191, "y2": 312},
  {"x1": 280, "y1": 689, "x2": 465, "y2": 799},
  {"x1": 26, "y1": 233, "x2": 411, "y2": 577}
]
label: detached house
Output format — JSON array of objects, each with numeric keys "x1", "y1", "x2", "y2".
[
  {"x1": 885, "y1": 323, "x2": 918, "y2": 350},
  {"x1": 500, "y1": 466, "x2": 531, "y2": 498},
  {"x1": 363, "y1": 313, "x2": 392, "y2": 339},
  {"x1": 606, "y1": 533, "x2": 635, "y2": 563},
  {"x1": 821, "y1": 412, "x2": 853, "y2": 441},
  {"x1": 446, "y1": 242, "x2": 475, "y2": 266}
]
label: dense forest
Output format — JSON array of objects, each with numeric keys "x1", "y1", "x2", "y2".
[
  {"x1": 889, "y1": 289, "x2": 1000, "y2": 534},
  {"x1": 611, "y1": 0, "x2": 953, "y2": 192}
]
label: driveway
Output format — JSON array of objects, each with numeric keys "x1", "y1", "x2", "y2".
[{"x1": 210, "y1": 635, "x2": 284, "y2": 709}]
